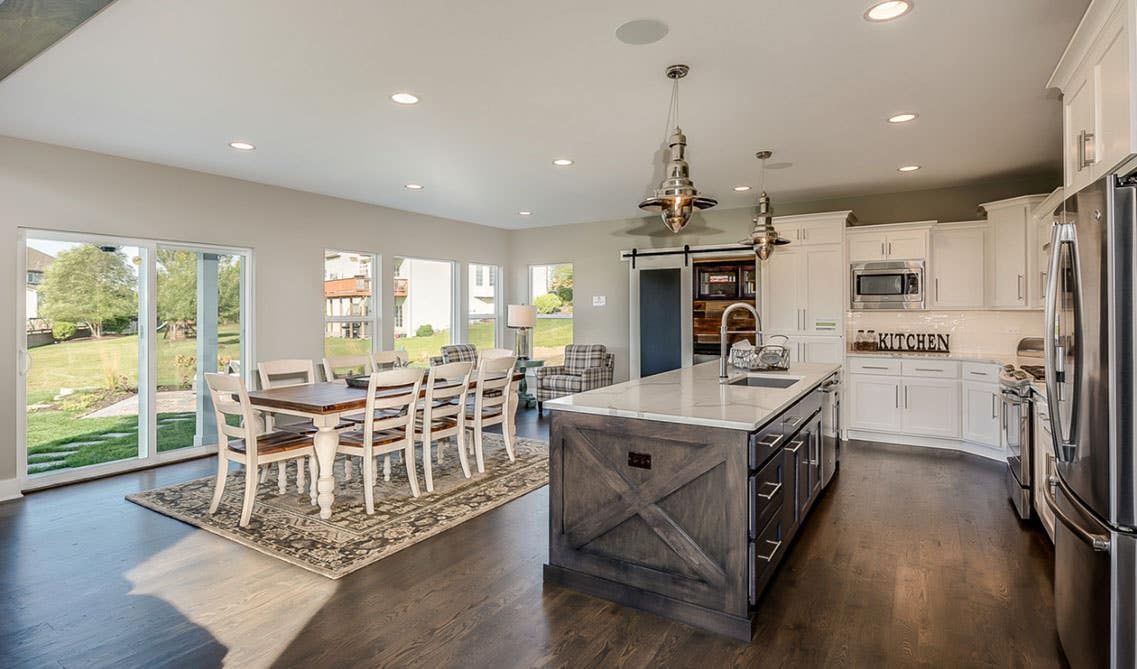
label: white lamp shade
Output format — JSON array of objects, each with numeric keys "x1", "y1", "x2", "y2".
[{"x1": 507, "y1": 304, "x2": 537, "y2": 328}]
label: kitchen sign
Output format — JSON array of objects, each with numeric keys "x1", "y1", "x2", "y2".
[{"x1": 877, "y1": 332, "x2": 951, "y2": 353}]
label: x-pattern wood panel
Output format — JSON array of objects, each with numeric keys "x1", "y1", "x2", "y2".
[{"x1": 565, "y1": 427, "x2": 727, "y2": 588}]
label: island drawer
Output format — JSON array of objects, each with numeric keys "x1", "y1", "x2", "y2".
[
  {"x1": 781, "y1": 391, "x2": 822, "y2": 437},
  {"x1": 748, "y1": 422, "x2": 785, "y2": 471},
  {"x1": 749, "y1": 454, "x2": 786, "y2": 540},
  {"x1": 748, "y1": 510, "x2": 787, "y2": 606}
]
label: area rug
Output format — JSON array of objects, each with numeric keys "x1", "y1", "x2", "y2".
[{"x1": 126, "y1": 434, "x2": 548, "y2": 579}]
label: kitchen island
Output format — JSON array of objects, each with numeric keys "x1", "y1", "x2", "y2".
[{"x1": 543, "y1": 361, "x2": 841, "y2": 640}]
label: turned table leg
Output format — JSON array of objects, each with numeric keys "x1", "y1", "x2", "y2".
[{"x1": 312, "y1": 414, "x2": 340, "y2": 520}]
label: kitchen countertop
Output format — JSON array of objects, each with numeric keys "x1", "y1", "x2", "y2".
[
  {"x1": 545, "y1": 360, "x2": 841, "y2": 431},
  {"x1": 845, "y1": 350, "x2": 1015, "y2": 365}
]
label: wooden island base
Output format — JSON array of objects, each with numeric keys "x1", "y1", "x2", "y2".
[{"x1": 544, "y1": 370, "x2": 833, "y2": 641}]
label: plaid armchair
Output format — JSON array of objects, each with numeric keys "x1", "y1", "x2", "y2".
[
  {"x1": 535, "y1": 344, "x2": 614, "y2": 411},
  {"x1": 429, "y1": 344, "x2": 479, "y2": 367}
]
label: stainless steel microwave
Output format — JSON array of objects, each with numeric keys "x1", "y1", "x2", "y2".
[{"x1": 850, "y1": 260, "x2": 925, "y2": 310}]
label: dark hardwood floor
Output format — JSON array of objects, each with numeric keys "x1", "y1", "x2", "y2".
[{"x1": 0, "y1": 410, "x2": 1067, "y2": 668}]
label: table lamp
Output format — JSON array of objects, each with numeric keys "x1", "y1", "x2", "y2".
[{"x1": 507, "y1": 304, "x2": 537, "y2": 360}]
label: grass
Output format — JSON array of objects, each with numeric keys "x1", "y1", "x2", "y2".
[
  {"x1": 27, "y1": 411, "x2": 197, "y2": 473},
  {"x1": 324, "y1": 318, "x2": 573, "y2": 366},
  {"x1": 26, "y1": 323, "x2": 242, "y2": 394}
]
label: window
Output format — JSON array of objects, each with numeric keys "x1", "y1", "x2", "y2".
[
  {"x1": 529, "y1": 263, "x2": 573, "y2": 366},
  {"x1": 19, "y1": 231, "x2": 250, "y2": 486},
  {"x1": 394, "y1": 257, "x2": 455, "y2": 366},
  {"x1": 324, "y1": 250, "x2": 378, "y2": 358},
  {"x1": 467, "y1": 264, "x2": 500, "y2": 351}
]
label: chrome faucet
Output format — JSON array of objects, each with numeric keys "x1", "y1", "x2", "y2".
[{"x1": 720, "y1": 302, "x2": 763, "y2": 379}]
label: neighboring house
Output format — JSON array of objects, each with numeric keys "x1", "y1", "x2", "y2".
[
  {"x1": 393, "y1": 258, "x2": 451, "y2": 338},
  {"x1": 469, "y1": 264, "x2": 495, "y2": 317},
  {"x1": 324, "y1": 251, "x2": 371, "y2": 339},
  {"x1": 25, "y1": 248, "x2": 53, "y2": 319}
]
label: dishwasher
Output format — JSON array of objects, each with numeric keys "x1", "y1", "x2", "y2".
[{"x1": 818, "y1": 373, "x2": 841, "y2": 488}]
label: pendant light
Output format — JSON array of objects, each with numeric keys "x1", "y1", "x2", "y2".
[
  {"x1": 638, "y1": 64, "x2": 717, "y2": 233},
  {"x1": 739, "y1": 150, "x2": 790, "y2": 261}
]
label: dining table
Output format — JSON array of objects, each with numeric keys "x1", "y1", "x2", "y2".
[{"x1": 247, "y1": 371, "x2": 524, "y2": 520}]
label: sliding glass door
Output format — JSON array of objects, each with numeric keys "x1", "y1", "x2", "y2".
[
  {"x1": 18, "y1": 230, "x2": 250, "y2": 488},
  {"x1": 22, "y1": 238, "x2": 146, "y2": 475}
]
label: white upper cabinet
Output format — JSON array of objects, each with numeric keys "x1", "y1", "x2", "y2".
[
  {"x1": 980, "y1": 195, "x2": 1047, "y2": 309},
  {"x1": 847, "y1": 223, "x2": 932, "y2": 263},
  {"x1": 1049, "y1": 0, "x2": 1137, "y2": 194},
  {"x1": 930, "y1": 222, "x2": 986, "y2": 309},
  {"x1": 761, "y1": 211, "x2": 852, "y2": 335}
]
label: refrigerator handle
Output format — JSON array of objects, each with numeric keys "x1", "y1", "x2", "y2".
[
  {"x1": 1044, "y1": 221, "x2": 1080, "y2": 463},
  {"x1": 1043, "y1": 476, "x2": 1111, "y2": 552}
]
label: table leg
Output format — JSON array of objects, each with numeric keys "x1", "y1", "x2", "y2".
[{"x1": 313, "y1": 414, "x2": 340, "y2": 520}]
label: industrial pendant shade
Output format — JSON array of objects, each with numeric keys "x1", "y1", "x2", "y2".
[
  {"x1": 638, "y1": 64, "x2": 717, "y2": 233},
  {"x1": 739, "y1": 150, "x2": 790, "y2": 261}
]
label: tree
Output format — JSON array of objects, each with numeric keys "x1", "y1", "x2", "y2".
[
  {"x1": 550, "y1": 264, "x2": 574, "y2": 305},
  {"x1": 534, "y1": 293, "x2": 563, "y2": 314},
  {"x1": 156, "y1": 249, "x2": 198, "y2": 340},
  {"x1": 39, "y1": 244, "x2": 137, "y2": 338},
  {"x1": 218, "y1": 257, "x2": 242, "y2": 323}
]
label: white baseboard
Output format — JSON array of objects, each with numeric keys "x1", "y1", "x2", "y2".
[
  {"x1": 846, "y1": 429, "x2": 1006, "y2": 462},
  {"x1": 0, "y1": 478, "x2": 24, "y2": 502}
]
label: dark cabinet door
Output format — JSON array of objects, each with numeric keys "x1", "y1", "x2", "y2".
[{"x1": 809, "y1": 415, "x2": 823, "y2": 499}]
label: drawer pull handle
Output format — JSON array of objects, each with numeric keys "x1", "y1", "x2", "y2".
[
  {"x1": 785, "y1": 440, "x2": 804, "y2": 454},
  {"x1": 756, "y1": 481, "x2": 783, "y2": 500},
  {"x1": 913, "y1": 367, "x2": 941, "y2": 372},
  {"x1": 756, "y1": 433, "x2": 783, "y2": 449},
  {"x1": 785, "y1": 415, "x2": 805, "y2": 427},
  {"x1": 861, "y1": 365, "x2": 889, "y2": 370},
  {"x1": 970, "y1": 371, "x2": 987, "y2": 376},
  {"x1": 756, "y1": 539, "x2": 783, "y2": 562}
]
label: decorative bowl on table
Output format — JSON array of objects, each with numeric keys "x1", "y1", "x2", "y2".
[{"x1": 345, "y1": 375, "x2": 370, "y2": 389}]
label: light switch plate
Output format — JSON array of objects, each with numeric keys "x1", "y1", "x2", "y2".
[{"x1": 592, "y1": 295, "x2": 606, "y2": 307}]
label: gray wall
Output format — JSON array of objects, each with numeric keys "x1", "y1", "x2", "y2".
[
  {"x1": 507, "y1": 172, "x2": 1060, "y2": 384},
  {"x1": 0, "y1": 136, "x2": 512, "y2": 483}
]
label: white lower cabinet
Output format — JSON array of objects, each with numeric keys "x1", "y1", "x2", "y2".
[
  {"x1": 849, "y1": 375, "x2": 901, "y2": 432},
  {"x1": 901, "y1": 379, "x2": 961, "y2": 439},
  {"x1": 847, "y1": 356, "x2": 1002, "y2": 456},
  {"x1": 1033, "y1": 396, "x2": 1056, "y2": 541},
  {"x1": 962, "y1": 382, "x2": 1001, "y2": 447}
]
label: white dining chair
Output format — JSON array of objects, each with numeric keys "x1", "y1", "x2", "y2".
[
  {"x1": 255, "y1": 358, "x2": 319, "y2": 493},
  {"x1": 337, "y1": 367, "x2": 425, "y2": 513},
  {"x1": 478, "y1": 348, "x2": 516, "y2": 366},
  {"x1": 322, "y1": 354, "x2": 374, "y2": 382},
  {"x1": 466, "y1": 354, "x2": 517, "y2": 472},
  {"x1": 205, "y1": 373, "x2": 318, "y2": 526},
  {"x1": 416, "y1": 361, "x2": 473, "y2": 492}
]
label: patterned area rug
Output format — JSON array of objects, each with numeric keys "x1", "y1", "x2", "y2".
[{"x1": 127, "y1": 434, "x2": 548, "y2": 579}]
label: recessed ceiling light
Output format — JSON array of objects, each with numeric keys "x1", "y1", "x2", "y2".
[
  {"x1": 228, "y1": 141, "x2": 255, "y2": 151},
  {"x1": 733, "y1": 185, "x2": 752, "y2": 192},
  {"x1": 519, "y1": 211, "x2": 533, "y2": 216},
  {"x1": 552, "y1": 158, "x2": 574, "y2": 166},
  {"x1": 391, "y1": 92, "x2": 419, "y2": 105},
  {"x1": 864, "y1": 1, "x2": 913, "y2": 22},
  {"x1": 898, "y1": 165, "x2": 921, "y2": 172},
  {"x1": 404, "y1": 183, "x2": 424, "y2": 190},
  {"x1": 888, "y1": 112, "x2": 918, "y2": 123}
]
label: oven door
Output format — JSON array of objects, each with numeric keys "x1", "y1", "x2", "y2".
[
  {"x1": 850, "y1": 262, "x2": 925, "y2": 310},
  {"x1": 1002, "y1": 390, "x2": 1031, "y2": 488}
]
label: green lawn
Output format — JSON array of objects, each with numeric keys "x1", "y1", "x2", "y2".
[
  {"x1": 27, "y1": 410, "x2": 197, "y2": 473},
  {"x1": 27, "y1": 323, "x2": 242, "y2": 394},
  {"x1": 328, "y1": 318, "x2": 574, "y2": 366}
]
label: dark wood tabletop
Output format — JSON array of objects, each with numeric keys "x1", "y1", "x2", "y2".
[{"x1": 247, "y1": 372, "x2": 524, "y2": 415}]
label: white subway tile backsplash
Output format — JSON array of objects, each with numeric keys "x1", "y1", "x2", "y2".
[{"x1": 846, "y1": 310, "x2": 1043, "y2": 356}]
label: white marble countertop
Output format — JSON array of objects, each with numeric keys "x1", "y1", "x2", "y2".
[
  {"x1": 545, "y1": 361, "x2": 841, "y2": 432},
  {"x1": 845, "y1": 350, "x2": 1015, "y2": 365}
]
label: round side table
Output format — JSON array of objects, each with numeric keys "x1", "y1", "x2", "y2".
[{"x1": 515, "y1": 358, "x2": 544, "y2": 408}]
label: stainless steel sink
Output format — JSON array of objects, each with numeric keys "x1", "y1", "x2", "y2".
[{"x1": 727, "y1": 375, "x2": 799, "y2": 389}]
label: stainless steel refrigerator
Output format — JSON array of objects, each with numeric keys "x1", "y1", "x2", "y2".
[{"x1": 1044, "y1": 173, "x2": 1137, "y2": 669}]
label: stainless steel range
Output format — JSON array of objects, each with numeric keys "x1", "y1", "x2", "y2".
[{"x1": 1001, "y1": 337, "x2": 1045, "y2": 520}]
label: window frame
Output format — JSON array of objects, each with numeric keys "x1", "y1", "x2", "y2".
[{"x1": 527, "y1": 262, "x2": 574, "y2": 364}]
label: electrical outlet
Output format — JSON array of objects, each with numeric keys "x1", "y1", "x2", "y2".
[{"x1": 627, "y1": 452, "x2": 652, "y2": 469}]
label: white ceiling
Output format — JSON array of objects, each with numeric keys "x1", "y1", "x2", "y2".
[{"x1": 0, "y1": 0, "x2": 1088, "y2": 229}]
